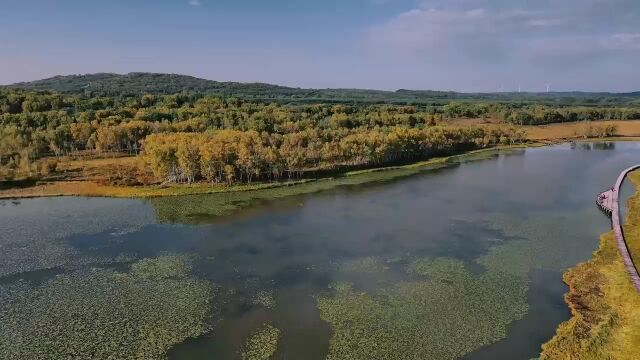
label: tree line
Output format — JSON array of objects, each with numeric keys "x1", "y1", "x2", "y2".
[
  {"x1": 0, "y1": 87, "x2": 632, "y2": 183},
  {"x1": 143, "y1": 126, "x2": 526, "y2": 185}
]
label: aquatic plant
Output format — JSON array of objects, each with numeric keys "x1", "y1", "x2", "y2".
[
  {"x1": 0, "y1": 197, "x2": 154, "y2": 277},
  {"x1": 0, "y1": 255, "x2": 215, "y2": 360},
  {"x1": 408, "y1": 257, "x2": 469, "y2": 280},
  {"x1": 339, "y1": 256, "x2": 387, "y2": 273},
  {"x1": 317, "y1": 257, "x2": 529, "y2": 360},
  {"x1": 483, "y1": 208, "x2": 604, "y2": 273},
  {"x1": 251, "y1": 290, "x2": 276, "y2": 309},
  {"x1": 240, "y1": 324, "x2": 281, "y2": 360}
]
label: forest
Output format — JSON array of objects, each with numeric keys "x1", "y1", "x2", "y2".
[
  {"x1": 0, "y1": 75, "x2": 635, "y2": 185},
  {"x1": 9, "y1": 73, "x2": 640, "y2": 105}
]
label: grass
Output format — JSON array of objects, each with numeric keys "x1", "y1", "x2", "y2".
[
  {"x1": 523, "y1": 120, "x2": 640, "y2": 141},
  {"x1": 624, "y1": 171, "x2": 640, "y2": 271},
  {"x1": 540, "y1": 171, "x2": 640, "y2": 359},
  {"x1": 0, "y1": 255, "x2": 216, "y2": 360},
  {"x1": 447, "y1": 119, "x2": 640, "y2": 141}
]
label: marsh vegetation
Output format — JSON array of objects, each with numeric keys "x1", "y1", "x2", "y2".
[{"x1": 540, "y1": 171, "x2": 640, "y2": 359}]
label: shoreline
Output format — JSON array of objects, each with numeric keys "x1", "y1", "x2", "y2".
[
  {"x1": 0, "y1": 143, "x2": 542, "y2": 200},
  {"x1": 2, "y1": 137, "x2": 633, "y2": 201},
  {"x1": 540, "y1": 171, "x2": 640, "y2": 359}
]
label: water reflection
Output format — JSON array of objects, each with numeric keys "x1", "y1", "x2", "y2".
[{"x1": 1, "y1": 142, "x2": 639, "y2": 359}]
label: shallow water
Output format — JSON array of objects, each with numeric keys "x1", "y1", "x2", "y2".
[{"x1": 1, "y1": 142, "x2": 639, "y2": 360}]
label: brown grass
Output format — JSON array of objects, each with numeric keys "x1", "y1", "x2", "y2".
[
  {"x1": 524, "y1": 120, "x2": 640, "y2": 141},
  {"x1": 540, "y1": 171, "x2": 640, "y2": 359},
  {"x1": 447, "y1": 119, "x2": 640, "y2": 141}
]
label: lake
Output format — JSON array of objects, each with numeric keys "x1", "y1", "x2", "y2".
[{"x1": 1, "y1": 142, "x2": 639, "y2": 360}]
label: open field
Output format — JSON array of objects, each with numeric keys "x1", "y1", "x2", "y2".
[
  {"x1": 524, "y1": 120, "x2": 640, "y2": 141},
  {"x1": 448, "y1": 119, "x2": 640, "y2": 141}
]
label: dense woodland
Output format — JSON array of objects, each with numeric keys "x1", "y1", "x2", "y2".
[
  {"x1": 9, "y1": 73, "x2": 640, "y2": 105},
  {"x1": 0, "y1": 74, "x2": 637, "y2": 184}
]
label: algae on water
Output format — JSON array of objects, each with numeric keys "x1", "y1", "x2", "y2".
[
  {"x1": 0, "y1": 197, "x2": 155, "y2": 277},
  {"x1": 317, "y1": 256, "x2": 529, "y2": 360},
  {"x1": 251, "y1": 290, "x2": 276, "y2": 309},
  {"x1": 240, "y1": 324, "x2": 281, "y2": 360},
  {"x1": 0, "y1": 255, "x2": 215, "y2": 360},
  {"x1": 339, "y1": 256, "x2": 388, "y2": 273}
]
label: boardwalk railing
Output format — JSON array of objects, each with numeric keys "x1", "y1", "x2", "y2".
[{"x1": 597, "y1": 165, "x2": 640, "y2": 293}]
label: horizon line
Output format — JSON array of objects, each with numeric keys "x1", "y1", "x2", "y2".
[{"x1": 3, "y1": 71, "x2": 640, "y2": 95}]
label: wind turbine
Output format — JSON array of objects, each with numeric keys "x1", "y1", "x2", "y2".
[{"x1": 546, "y1": 83, "x2": 551, "y2": 93}]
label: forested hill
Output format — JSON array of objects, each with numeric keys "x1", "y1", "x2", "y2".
[
  {"x1": 7, "y1": 73, "x2": 301, "y2": 99},
  {"x1": 6, "y1": 72, "x2": 640, "y2": 105}
]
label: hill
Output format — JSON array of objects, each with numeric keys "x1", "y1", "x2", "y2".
[{"x1": 6, "y1": 72, "x2": 640, "y2": 105}]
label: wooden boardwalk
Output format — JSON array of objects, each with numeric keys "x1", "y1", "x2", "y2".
[{"x1": 597, "y1": 165, "x2": 640, "y2": 293}]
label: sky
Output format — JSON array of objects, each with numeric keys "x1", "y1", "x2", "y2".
[{"x1": 1, "y1": 0, "x2": 640, "y2": 92}]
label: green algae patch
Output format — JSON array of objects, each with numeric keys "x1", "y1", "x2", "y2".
[
  {"x1": 0, "y1": 197, "x2": 154, "y2": 278},
  {"x1": 484, "y1": 209, "x2": 604, "y2": 273},
  {"x1": 131, "y1": 254, "x2": 194, "y2": 279},
  {"x1": 0, "y1": 255, "x2": 216, "y2": 360},
  {"x1": 317, "y1": 257, "x2": 529, "y2": 360},
  {"x1": 251, "y1": 290, "x2": 276, "y2": 309},
  {"x1": 240, "y1": 324, "x2": 281, "y2": 360},
  {"x1": 540, "y1": 173, "x2": 640, "y2": 360},
  {"x1": 408, "y1": 257, "x2": 470, "y2": 280},
  {"x1": 340, "y1": 256, "x2": 388, "y2": 274}
]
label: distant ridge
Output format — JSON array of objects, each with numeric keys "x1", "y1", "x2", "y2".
[
  {"x1": 6, "y1": 72, "x2": 640, "y2": 105},
  {"x1": 7, "y1": 72, "x2": 298, "y2": 97}
]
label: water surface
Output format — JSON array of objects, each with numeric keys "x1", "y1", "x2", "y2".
[{"x1": 2, "y1": 142, "x2": 639, "y2": 359}]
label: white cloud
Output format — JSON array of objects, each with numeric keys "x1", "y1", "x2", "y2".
[
  {"x1": 368, "y1": 2, "x2": 640, "y2": 66},
  {"x1": 526, "y1": 18, "x2": 563, "y2": 28},
  {"x1": 368, "y1": 8, "x2": 539, "y2": 62},
  {"x1": 188, "y1": 0, "x2": 202, "y2": 6},
  {"x1": 610, "y1": 33, "x2": 640, "y2": 50}
]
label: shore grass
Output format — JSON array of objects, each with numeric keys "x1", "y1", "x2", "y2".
[
  {"x1": 540, "y1": 171, "x2": 640, "y2": 360},
  {"x1": 623, "y1": 172, "x2": 640, "y2": 272},
  {"x1": 449, "y1": 120, "x2": 640, "y2": 142}
]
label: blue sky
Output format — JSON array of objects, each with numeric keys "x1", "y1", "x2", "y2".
[{"x1": 1, "y1": 0, "x2": 640, "y2": 92}]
